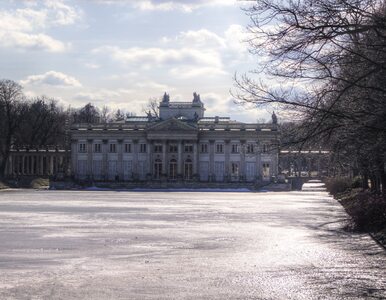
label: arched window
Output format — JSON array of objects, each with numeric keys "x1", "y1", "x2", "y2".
[
  {"x1": 184, "y1": 159, "x2": 193, "y2": 180},
  {"x1": 169, "y1": 159, "x2": 177, "y2": 180},
  {"x1": 154, "y1": 159, "x2": 162, "y2": 179}
]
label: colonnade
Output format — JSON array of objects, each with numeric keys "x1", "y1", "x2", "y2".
[
  {"x1": 5, "y1": 150, "x2": 68, "y2": 177},
  {"x1": 72, "y1": 138, "x2": 275, "y2": 182}
]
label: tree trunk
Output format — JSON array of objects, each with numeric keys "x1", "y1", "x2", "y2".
[
  {"x1": 0, "y1": 150, "x2": 10, "y2": 180},
  {"x1": 362, "y1": 173, "x2": 369, "y2": 190},
  {"x1": 380, "y1": 170, "x2": 386, "y2": 195},
  {"x1": 370, "y1": 176, "x2": 376, "y2": 192}
]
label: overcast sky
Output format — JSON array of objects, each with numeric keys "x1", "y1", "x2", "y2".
[{"x1": 0, "y1": 0, "x2": 271, "y2": 122}]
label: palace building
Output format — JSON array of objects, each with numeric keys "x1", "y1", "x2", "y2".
[{"x1": 70, "y1": 93, "x2": 279, "y2": 184}]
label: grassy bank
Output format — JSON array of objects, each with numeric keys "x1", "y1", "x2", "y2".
[
  {"x1": 0, "y1": 178, "x2": 49, "y2": 189},
  {"x1": 0, "y1": 181, "x2": 10, "y2": 190},
  {"x1": 325, "y1": 177, "x2": 386, "y2": 248}
]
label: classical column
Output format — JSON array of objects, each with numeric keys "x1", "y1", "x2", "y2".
[
  {"x1": 177, "y1": 140, "x2": 183, "y2": 177},
  {"x1": 102, "y1": 139, "x2": 108, "y2": 181},
  {"x1": 132, "y1": 140, "x2": 138, "y2": 179},
  {"x1": 59, "y1": 156, "x2": 63, "y2": 172},
  {"x1": 209, "y1": 140, "x2": 215, "y2": 182},
  {"x1": 22, "y1": 155, "x2": 25, "y2": 175},
  {"x1": 117, "y1": 139, "x2": 123, "y2": 181},
  {"x1": 25, "y1": 156, "x2": 29, "y2": 175},
  {"x1": 31, "y1": 155, "x2": 35, "y2": 175},
  {"x1": 162, "y1": 140, "x2": 167, "y2": 175},
  {"x1": 8, "y1": 155, "x2": 13, "y2": 176},
  {"x1": 257, "y1": 142, "x2": 262, "y2": 180},
  {"x1": 14, "y1": 155, "x2": 17, "y2": 175},
  {"x1": 225, "y1": 139, "x2": 230, "y2": 182},
  {"x1": 40, "y1": 155, "x2": 44, "y2": 175},
  {"x1": 50, "y1": 155, "x2": 54, "y2": 175},
  {"x1": 193, "y1": 142, "x2": 198, "y2": 176},
  {"x1": 71, "y1": 139, "x2": 78, "y2": 178},
  {"x1": 55, "y1": 155, "x2": 59, "y2": 174},
  {"x1": 147, "y1": 141, "x2": 153, "y2": 176},
  {"x1": 87, "y1": 139, "x2": 93, "y2": 180},
  {"x1": 240, "y1": 140, "x2": 246, "y2": 181}
]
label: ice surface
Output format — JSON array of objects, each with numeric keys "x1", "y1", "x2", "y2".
[{"x1": 0, "y1": 187, "x2": 385, "y2": 299}]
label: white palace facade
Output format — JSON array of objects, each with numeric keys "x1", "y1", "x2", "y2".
[{"x1": 70, "y1": 93, "x2": 279, "y2": 184}]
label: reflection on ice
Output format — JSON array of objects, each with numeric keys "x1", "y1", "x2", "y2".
[
  {"x1": 302, "y1": 180, "x2": 327, "y2": 191},
  {"x1": 0, "y1": 189, "x2": 384, "y2": 299}
]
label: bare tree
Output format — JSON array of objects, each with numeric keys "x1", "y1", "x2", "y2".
[
  {"x1": 100, "y1": 105, "x2": 111, "y2": 123},
  {"x1": 0, "y1": 80, "x2": 27, "y2": 178},
  {"x1": 74, "y1": 103, "x2": 100, "y2": 124},
  {"x1": 114, "y1": 109, "x2": 125, "y2": 121},
  {"x1": 142, "y1": 97, "x2": 159, "y2": 118},
  {"x1": 16, "y1": 97, "x2": 67, "y2": 148},
  {"x1": 234, "y1": 0, "x2": 386, "y2": 193}
]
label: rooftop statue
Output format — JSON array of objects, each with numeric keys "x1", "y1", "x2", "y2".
[
  {"x1": 162, "y1": 92, "x2": 170, "y2": 103},
  {"x1": 192, "y1": 92, "x2": 201, "y2": 103},
  {"x1": 272, "y1": 111, "x2": 278, "y2": 124}
]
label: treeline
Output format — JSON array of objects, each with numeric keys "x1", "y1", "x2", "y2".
[
  {"x1": 0, "y1": 79, "x2": 134, "y2": 178},
  {"x1": 235, "y1": 0, "x2": 386, "y2": 194}
]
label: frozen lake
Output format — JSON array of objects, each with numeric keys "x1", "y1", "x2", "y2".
[{"x1": 0, "y1": 187, "x2": 385, "y2": 299}]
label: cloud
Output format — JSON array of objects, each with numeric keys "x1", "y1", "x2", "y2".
[
  {"x1": 0, "y1": 0, "x2": 81, "y2": 52},
  {"x1": 98, "y1": 0, "x2": 236, "y2": 12},
  {"x1": 84, "y1": 63, "x2": 100, "y2": 69},
  {"x1": 20, "y1": 71, "x2": 82, "y2": 87},
  {"x1": 224, "y1": 24, "x2": 249, "y2": 54},
  {"x1": 135, "y1": 81, "x2": 171, "y2": 91},
  {"x1": 92, "y1": 25, "x2": 251, "y2": 80},
  {"x1": 43, "y1": 0, "x2": 81, "y2": 26},
  {"x1": 173, "y1": 29, "x2": 226, "y2": 49},
  {"x1": 170, "y1": 66, "x2": 228, "y2": 79},
  {"x1": 164, "y1": 25, "x2": 250, "y2": 58},
  {"x1": 93, "y1": 46, "x2": 222, "y2": 68},
  {"x1": 0, "y1": 31, "x2": 66, "y2": 52},
  {"x1": 75, "y1": 91, "x2": 120, "y2": 102}
]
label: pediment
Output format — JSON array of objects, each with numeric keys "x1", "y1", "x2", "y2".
[{"x1": 147, "y1": 118, "x2": 197, "y2": 132}]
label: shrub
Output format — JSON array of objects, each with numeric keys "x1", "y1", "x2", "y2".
[
  {"x1": 341, "y1": 192, "x2": 386, "y2": 232},
  {"x1": 30, "y1": 178, "x2": 49, "y2": 189},
  {"x1": 324, "y1": 177, "x2": 351, "y2": 196},
  {"x1": 351, "y1": 176, "x2": 362, "y2": 189},
  {"x1": 0, "y1": 181, "x2": 9, "y2": 189}
]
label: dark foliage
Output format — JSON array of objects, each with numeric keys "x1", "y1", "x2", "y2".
[{"x1": 235, "y1": 0, "x2": 386, "y2": 193}]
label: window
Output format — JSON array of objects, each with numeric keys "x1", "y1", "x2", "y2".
[
  {"x1": 92, "y1": 160, "x2": 102, "y2": 180},
  {"x1": 246, "y1": 162, "x2": 256, "y2": 181},
  {"x1": 214, "y1": 161, "x2": 224, "y2": 181},
  {"x1": 154, "y1": 159, "x2": 162, "y2": 179},
  {"x1": 169, "y1": 159, "x2": 177, "y2": 179},
  {"x1": 184, "y1": 159, "x2": 193, "y2": 180},
  {"x1": 262, "y1": 144, "x2": 268, "y2": 153},
  {"x1": 231, "y1": 162, "x2": 239, "y2": 176},
  {"x1": 184, "y1": 144, "x2": 193, "y2": 153},
  {"x1": 216, "y1": 143, "x2": 223, "y2": 153},
  {"x1": 169, "y1": 144, "x2": 178, "y2": 153},
  {"x1": 246, "y1": 144, "x2": 254, "y2": 154},
  {"x1": 109, "y1": 143, "x2": 116, "y2": 153},
  {"x1": 263, "y1": 163, "x2": 270, "y2": 179},
  {"x1": 140, "y1": 143, "x2": 147, "y2": 153},
  {"x1": 124, "y1": 143, "x2": 132, "y2": 153},
  {"x1": 200, "y1": 143, "x2": 208, "y2": 153},
  {"x1": 154, "y1": 144, "x2": 163, "y2": 153},
  {"x1": 79, "y1": 143, "x2": 86, "y2": 153},
  {"x1": 231, "y1": 144, "x2": 239, "y2": 153},
  {"x1": 94, "y1": 143, "x2": 101, "y2": 153},
  {"x1": 108, "y1": 160, "x2": 117, "y2": 180},
  {"x1": 123, "y1": 160, "x2": 132, "y2": 180},
  {"x1": 77, "y1": 160, "x2": 87, "y2": 177}
]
